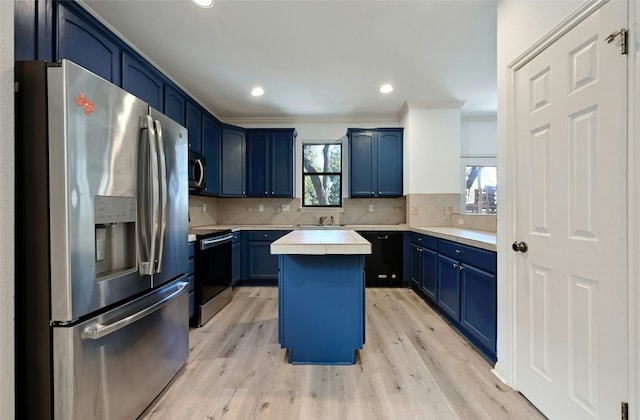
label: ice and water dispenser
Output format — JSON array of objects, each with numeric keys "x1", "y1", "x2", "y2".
[{"x1": 94, "y1": 195, "x2": 137, "y2": 278}]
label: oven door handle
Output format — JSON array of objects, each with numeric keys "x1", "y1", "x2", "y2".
[{"x1": 200, "y1": 233, "x2": 234, "y2": 250}]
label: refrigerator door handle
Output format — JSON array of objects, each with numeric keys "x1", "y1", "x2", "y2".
[
  {"x1": 81, "y1": 281, "x2": 188, "y2": 340},
  {"x1": 153, "y1": 119, "x2": 168, "y2": 274},
  {"x1": 137, "y1": 115, "x2": 159, "y2": 275}
]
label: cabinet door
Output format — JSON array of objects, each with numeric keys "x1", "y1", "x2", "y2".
[
  {"x1": 221, "y1": 126, "x2": 246, "y2": 197},
  {"x1": 164, "y1": 85, "x2": 186, "y2": 126},
  {"x1": 376, "y1": 130, "x2": 403, "y2": 197},
  {"x1": 271, "y1": 131, "x2": 295, "y2": 197},
  {"x1": 122, "y1": 52, "x2": 163, "y2": 110},
  {"x1": 246, "y1": 130, "x2": 269, "y2": 197},
  {"x1": 201, "y1": 114, "x2": 221, "y2": 196},
  {"x1": 460, "y1": 264, "x2": 497, "y2": 356},
  {"x1": 57, "y1": 4, "x2": 121, "y2": 84},
  {"x1": 186, "y1": 101, "x2": 202, "y2": 153},
  {"x1": 409, "y1": 243, "x2": 422, "y2": 289},
  {"x1": 232, "y1": 241, "x2": 241, "y2": 286},
  {"x1": 247, "y1": 242, "x2": 279, "y2": 280},
  {"x1": 437, "y1": 254, "x2": 460, "y2": 321},
  {"x1": 420, "y1": 247, "x2": 438, "y2": 302},
  {"x1": 349, "y1": 131, "x2": 375, "y2": 197}
]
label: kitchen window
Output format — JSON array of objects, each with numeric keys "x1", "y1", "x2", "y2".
[
  {"x1": 461, "y1": 157, "x2": 497, "y2": 214},
  {"x1": 302, "y1": 143, "x2": 342, "y2": 207}
]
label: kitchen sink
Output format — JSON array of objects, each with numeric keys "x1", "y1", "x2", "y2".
[{"x1": 295, "y1": 224, "x2": 347, "y2": 229}]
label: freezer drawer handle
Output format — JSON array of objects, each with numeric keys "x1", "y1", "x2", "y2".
[{"x1": 81, "y1": 282, "x2": 187, "y2": 340}]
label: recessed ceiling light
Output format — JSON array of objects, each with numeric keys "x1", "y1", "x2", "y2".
[
  {"x1": 191, "y1": 0, "x2": 214, "y2": 8},
  {"x1": 379, "y1": 84, "x2": 394, "y2": 94},
  {"x1": 251, "y1": 87, "x2": 265, "y2": 97}
]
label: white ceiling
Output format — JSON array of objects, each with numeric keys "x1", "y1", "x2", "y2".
[{"x1": 81, "y1": 0, "x2": 497, "y2": 122}]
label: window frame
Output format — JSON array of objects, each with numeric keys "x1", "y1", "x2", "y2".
[
  {"x1": 302, "y1": 142, "x2": 343, "y2": 208},
  {"x1": 460, "y1": 156, "x2": 497, "y2": 214}
]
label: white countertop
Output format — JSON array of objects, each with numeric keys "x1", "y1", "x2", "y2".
[
  {"x1": 270, "y1": 230, "x2": 372, "y2": 255},
  {"x1": 189, "y1": 224, "x2": 496, "y2": 252}
]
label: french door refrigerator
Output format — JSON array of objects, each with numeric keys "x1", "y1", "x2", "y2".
[{"x1": 15, "y1": 60, "x2": 189, "y2": 420}]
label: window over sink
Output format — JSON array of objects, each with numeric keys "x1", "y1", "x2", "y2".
[{"x1": 302, "y1": 143, "x2": 342, "y2": 207}]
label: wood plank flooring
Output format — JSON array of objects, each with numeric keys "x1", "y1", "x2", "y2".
[{"x1": 141, "y1": 287, "x2": 544, "y2": 420}]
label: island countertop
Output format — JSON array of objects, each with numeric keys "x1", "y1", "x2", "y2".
[{"x1": 271, "y1": 229, "x2": 372, "y2": 255}]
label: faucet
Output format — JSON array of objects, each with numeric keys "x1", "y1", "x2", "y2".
[{"x1": 319, "y1": 216, "x2": 327, "y2": 225}]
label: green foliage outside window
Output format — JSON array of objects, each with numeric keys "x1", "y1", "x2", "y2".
[{"x1": 303, "y1": 144, "x2": 342, "y2": 207}]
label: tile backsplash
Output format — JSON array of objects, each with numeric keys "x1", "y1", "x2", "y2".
[{"x1": 189, "y1": 193, "x2": 496, "y2": 233}]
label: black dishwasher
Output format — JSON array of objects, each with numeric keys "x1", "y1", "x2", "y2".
[{"x1": 358, "y1": 231, "x2": 403, "y2": 287}]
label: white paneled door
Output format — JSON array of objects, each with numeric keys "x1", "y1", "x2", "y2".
[{"x1": 514, "y1": 1, "x2": 628, "y2": 418}]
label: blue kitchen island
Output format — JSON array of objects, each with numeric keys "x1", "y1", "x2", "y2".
[{"x1": 271, "y1": 230, "x2": 371, "y2": 365}]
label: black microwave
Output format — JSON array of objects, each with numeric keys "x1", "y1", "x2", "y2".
[{"x1": 188, "y1": 150, "x2": 206, "y2": 190}]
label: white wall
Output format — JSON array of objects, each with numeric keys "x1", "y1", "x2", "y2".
[
  {"x1": 402, "y1": 105, "x2": 461, "y2": 194},
  {"x1": 461, "y1": 116, "x2": 497, "y2": 157},
  {"x1": 495, "y1": 0, "x2": 586, "y2": 384},
  {"x1": 0, "y1": 0, "x2": 14, "y2": 417}
]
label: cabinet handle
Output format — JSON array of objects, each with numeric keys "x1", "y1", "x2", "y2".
[
  {"x1": 452, "y1": 263, "x2": 458, "y2": 269},
  {"x1": 458, "y1": 265, "x2": 464, "y2": 271},
  {"x1": 455, "y1": 249, "x2": 462, "y2": 254}
]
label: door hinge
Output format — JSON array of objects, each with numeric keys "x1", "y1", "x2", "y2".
[
  {"x1": 622, "y1": 401, "x2": 628, "y2": 420},
  {"x1": 606, "y1": 28, "x2": 628, "y2": 54}
]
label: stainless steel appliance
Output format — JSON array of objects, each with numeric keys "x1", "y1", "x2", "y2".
[
  {"x1": 15, "y1": 60, "x2": 189, "y2": 420},
  {"x1": 189, "y1": 149, "x2": 206, "y2": 190},
  {"x1": 190, "y1": 228, "x2": 234, "y2": 326}
]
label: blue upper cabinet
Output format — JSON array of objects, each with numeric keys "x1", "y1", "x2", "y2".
[
  {"x1": 221, "y1": 125, "x2": 246, "y2": 197},
  {"x1": 348, "y1": 128, "x2": 403, "y2": 198},
  {"x1": 246, "y1": 129, "x2": 296, "y2": 198},
  {"x1": 201, "y1": 114, "x2": 221, "y2": 196},
  {"x1": 186, "y1": 101, "x2": 202, "y2": 153},
  {"x1": 122, "y1": 52, "x2": 164, "y2": 110},
  {"x1": 164, "y1": 85, "x2": 186, "y2": 127},
  {"x1": 57, "y1": 3, "x2": 121, "y2": 84}
]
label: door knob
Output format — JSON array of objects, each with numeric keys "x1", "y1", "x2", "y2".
[{"x1": 512, "y1": 241, "x2": 528, "y2": 253}]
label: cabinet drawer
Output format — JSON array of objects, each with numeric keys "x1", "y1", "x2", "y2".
[
  {"x1": 410, "y1": 233, "x2": 437, "y2": 250},
  {"x1": 438, "y1": 239, "x2": 496, "y2": 273},
  {"x1": 246, "y1": 230, "x2": 289, "y2": 242},
  {"x1": 188, "y1": 241, "x2": 195, "y2": 258}
]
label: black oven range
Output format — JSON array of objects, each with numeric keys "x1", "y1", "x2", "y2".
[{"x1": 189, "y1": 228, "x2": 234, "y2": 327}]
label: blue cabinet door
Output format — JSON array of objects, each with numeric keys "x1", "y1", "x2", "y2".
[
  {"x1": 376, "y1": 129, "x2": 403, "y2": 197},
  {"x1": 437, "y1": 254, "x2": 460, "y2": 321},
  {"x1": 122, "y1": 52, "x2": 164, "y2": 110},
  {"x1": 349, "y1": 131, "x2": 375, "y2": 197},
  {"x1": 57, "y1": 3, "x2": 121, "y2": 84},
  {"x1": 246, "y1": 130, "x2": 269, "y2": 197},
  {"x1": 271, "y1": 131, "x2": 295, "y2": 197},
  {"x1": 409, "y1": 243, "x2": 422, "y2": 289},
  {"x1": 164, "y1": 85, "x2": 186, "y2": 126},
  {"x1": 201, "y1": 114, "x2": 221, "y2": 196},
  {"x1": 221, "y1": 126, "x2": 246, "y2": 197},
  {"x1": 247, "y1": 242, "x2": 279, "y2": 280},
  {"x1": 186, "y1": 101, "x2": 202, "y2": 153},
  {"x1": 420, "y1": 247, "x2": 438, "y2": 302},
  {"x1": 232, "y1": 239, "x2": 241, "y2": 286},
  {"x1": 461, "y1": 264, "x2": 497, "y2": 356}
]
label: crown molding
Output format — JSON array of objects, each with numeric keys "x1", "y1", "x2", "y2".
[{"x1": 220, "y1": 114, "x2": 401, "y2": 126}]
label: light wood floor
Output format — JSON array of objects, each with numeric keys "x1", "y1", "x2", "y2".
[{"x1": 141, "y1": 286, "x2": 544, "y2": 420}]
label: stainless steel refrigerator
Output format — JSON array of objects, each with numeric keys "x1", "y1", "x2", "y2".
[{"x1": 15, "y1": 60, "x2": 189, "y2": 420}]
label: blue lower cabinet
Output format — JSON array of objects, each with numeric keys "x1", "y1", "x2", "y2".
[
  {"x1": 278, "y1": 254, "x2": 365, "y2": 364},
  {"x1": 437, "y1": 254, "x2": 461, "y2": 321},
  {"x1": 246, "y1": 231, "x2": 290, "y2": 283},
  {"x1": 461, "y1": 264, "x2": 497, "y2": 358},
  {"x1": 420, "y1": 247, "x2": 438, "y2": 302}
]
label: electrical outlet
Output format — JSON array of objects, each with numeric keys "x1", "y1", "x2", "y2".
[
  {"x1": 282, "y1": 204, "x2": 290, "y2": 212},
  {"x1": 410, "y1": 207, "x2": 418, "y2": 215},
  {"x1": 202, "y1": 203, "x2": 207, "y2": 213},
  {"x1": 368, "y1": 204, "x2": 374, "y2": 213},
  {"x1": 258, "y1": 204, "x2": 264, "y2": 212},
  {"x1": 444, "y1": 207, "x2": 453, "y2": 215},
  {"x1": 457, "y1": 218, "x2": 464, "y2": 225}
]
